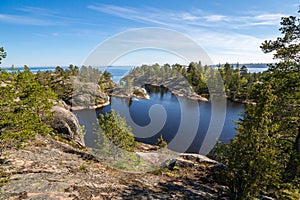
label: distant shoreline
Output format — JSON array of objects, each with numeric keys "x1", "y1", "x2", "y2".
[{"x1": 0, "y1": 63, "x2": 272, "y2": 69}]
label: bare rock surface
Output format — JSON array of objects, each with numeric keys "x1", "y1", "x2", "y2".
[
  {"x1": 111, "y1": 86, "x2": 150, "y2": 100},
  {"x1": 0, "y1": 136, "x2": 228, "y2": 199},
  {"x1": 71, "y1": 79, "x2": 110, "y2": 111},
  {"x1": 51, "y1": 102, "x2": 85, "y2": 146},
  {"x1": 131, "y1": 87, "x2": 150, "y2": 100}
]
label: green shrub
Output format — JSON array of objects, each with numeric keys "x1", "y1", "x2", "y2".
[
  {"x1": 98, "y1": 110, "x2": 136, "y2": 152},
  {"x1": 157, "y1": 135, "x2": 167, "y2": 148},
  {"x1": 0, "y1": 67, "x2": 56, "y2": 147}
]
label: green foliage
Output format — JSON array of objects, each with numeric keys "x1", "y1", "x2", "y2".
[
  {"x1": 125, "y1": 61, "x2": 260, "y2": 102},
  {"x1": 0, "y1": 47, "x2": 6, "y2": 64},
  {"x1": 259, "y1": 8, "x2": 300, "y2": 184},
  {"x1": 240, "y1": 65, "x2": 248, "y2": 77},
  {"x1": 35, "y1": 65, "x2": 75, "y2": 102},
  {"x1": 93, "y1": 110, "x2": 149, "y2": 171},
  {"x1": 79, "y1": 164, "x2": 87, "y2": 171},
  {"x1": 98, "y1": 70, "x2": 114, "y2": 92},
  {"x1": 210, "y1": 7, "x2": 300, "y2": 199},
  {"x1": 98, "y1": 110, "x2": 136, "y2": 152},
  {"x1": 0, "y1": 170, "x2": 9, "y2": 187},
  {"x1": 79, "y1": 125, "x2": 86, "y2": 139},
  {"x1": 0, "y1": 66, "x2": 56, "y2": 147},
  {"x1": 35, "y1": 65, "x2": 114, "y2": 102},
  {"x1": 216, "y1": 101, "x2": 283, "y2": 199},
  {"x1": 261, "y1": 10, "x2": 300, "y2": 63},
  {"x1": 217, "y1": 62, "x2": 262, "y2": 101},
  {"x1": 165, "y1": 171, "x2": 180, "y2": 178},
  {"x1": 157, "y1": 134, "x2": 167, "y2": 148}
]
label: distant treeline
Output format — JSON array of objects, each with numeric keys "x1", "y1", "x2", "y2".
[
  {"x1": 124, "y1": 62, "x2": 263, "y2": 102},
  {"x1": 211, "y1": 63, "x2": 272, "y2": 68}
]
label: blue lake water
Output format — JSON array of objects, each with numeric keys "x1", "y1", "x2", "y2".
[{"x1": 74, "y1": 86, "x2": 245, "y2": 154}]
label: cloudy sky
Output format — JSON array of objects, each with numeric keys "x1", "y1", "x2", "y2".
[{"x1": 0, "y1": 0, "x2": 299, "y2": 67}]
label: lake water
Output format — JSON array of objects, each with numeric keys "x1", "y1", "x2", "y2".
[{"x1": 75, "y1": 86, "x2": 245, "y2": 154}]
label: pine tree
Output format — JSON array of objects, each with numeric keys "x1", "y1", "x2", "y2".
[
  {"x1": 213, "y1": 7, "x2": 300, "y2": 199},
  {"x1": 98, "y1": 110, "x2": 136, "y2": 152},
  {"x1": 0, "y1": 47, "x2": 6, "y2": 64},
  {"x1": 0, "y1": 66, "x2": 57, "y2": 147}
]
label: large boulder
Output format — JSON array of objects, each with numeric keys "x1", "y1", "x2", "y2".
[
  {"x1": 111, "y1": 86, "x2": 150, "y2": 100},
  {"x1": 70, "y1": 79, "x2": 110, "y2": 110},
  {"x1": 132, "y1": 86, "x2": 150, "y2": 100},
  {"x1": 162, "y1": 153, "x2": 220, "y2": 169},
  {"x1": 51, "y1": 103, "x2": 85, "y2": 146}
]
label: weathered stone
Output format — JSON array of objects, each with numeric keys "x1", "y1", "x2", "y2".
[
  {"x1": 70, "y1": 79, "x2": 110, "y2": 110},
  {"x1": 51, "y1": 103, "x2": 85, "y2": 146},
  {"x1": 179, "y1": 153, "x2": 219, "y2": 164},
  {"x1": 132, "y1": 87, "x2": 150, "y2": 100},
  {"x1": 0, "y1": 136, "x2": 228, "y2": 199},
  {"x1": 111, "y1": 86, "x2": 150, "y2": 100}
]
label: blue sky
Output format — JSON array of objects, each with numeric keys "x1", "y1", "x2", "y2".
[{"x1": 0, "y1": 0, "x2": 299, "y2": 67}]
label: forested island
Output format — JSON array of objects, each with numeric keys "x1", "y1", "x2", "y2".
[
  {"x1": 0, "y1": 7, "x2": 299, "y2": 200},
  {"x1": 119, "y1": 61, "x2": 261, "y2": 103}
]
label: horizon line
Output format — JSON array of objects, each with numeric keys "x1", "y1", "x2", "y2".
[{"x1": 1, "y1": 62, "x2": 274, "y2": 69}]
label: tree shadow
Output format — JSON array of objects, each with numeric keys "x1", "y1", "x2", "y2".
[{"x1": 119, "y1": 172, "x2": 228, "y2": 199}]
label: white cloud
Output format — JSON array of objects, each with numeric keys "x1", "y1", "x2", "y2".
[
  {"x1": 189, "y1": 30, "x2": 275, "y2": 64},
  {"x1": 88, "y1": 5, "x2": 171, "y2": 26},
  {"x1": 181, "y1": 13, "x2": 200, "y2": 21},
  {"x1": 89, "y1": 5, "x2": 136, "y2": 14},
  {"x1": 252, "y1": 13, "x2": 283, "y2": 25},
  {"x1": 203, "y1": 15, "x2": 228, "y2": 22},
  {"x1": 0, "y1": 6, "x2": 77, "y2": 26},
  {"x1": 255, "y1": 14, "x2": 282, "y2": 21},
  {"x1": 87, "y1": 4, "x2": 282, "y2": 63},
  {"x1": 16, "y1": 6, "x2": 58, "y2": 16},
  {"x1": 88, "y1": 4, "x2": 285, "y2": 29},
  {"x1": 0, "y1": 14, "x2": 57, "y2": 26}
]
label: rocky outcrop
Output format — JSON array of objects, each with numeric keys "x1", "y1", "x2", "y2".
[
  {"x1": 70, "y1": 79, "x2": 110, "y2": 110},
  {"x1": 51, "y1": 102, "x2": 85, "y2": 146},
  {"x1": 145, "y1": 84, "x2": 208, "y2": 102},
  {"x1": 0, "y1": 81, "x2": 7, "y2": 87},
  {"x1": 185, "y1": 92, "x2": 208, "y2": 102},
  {"x1": 132, "y1": 86, "x2": 150, "y2": 99},
  {"x1": 111, "y1": 86, "x2": 150, "y2": 100},
  {"x1": 0, "y1": 136, "x2": 229, "y2": 199},
  {"x1": 136, "y1": 152, "x2": 220, "y2": 170}
]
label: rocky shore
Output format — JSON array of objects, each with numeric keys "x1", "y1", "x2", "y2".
[
  {"x1": 111, "y1": 86, "x2": 150, "y2": 100},
  {"x1": 70, "y1": 80, "x2": 111, "y2": 111},
  {"x1": 112, "y1": 83, "x2": 209, "y2": 103},
  {"x1": 170, "y1": 89, "x2": 208, "y2": 102},
  {"x1": 145, "y1": 83, "x2": 209, "y2": 102}
]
